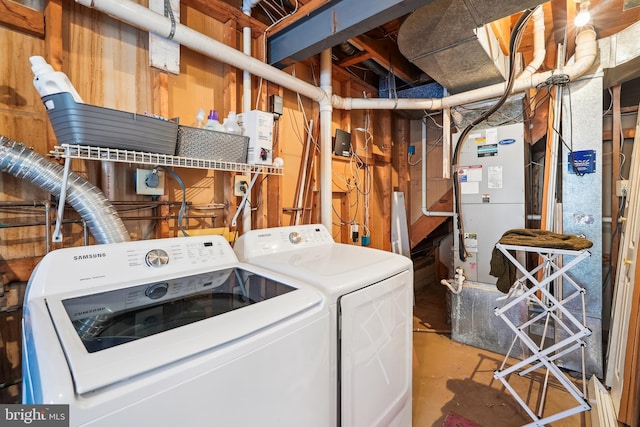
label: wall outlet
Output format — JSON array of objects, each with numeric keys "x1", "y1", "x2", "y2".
[
  {"x1": 136, "y1": 169, "x2": 165, "y2": 196},
  {"x1": 616, "y1": 179, "x2": 629, "y2": 197},
  {"x1": 234, "y1": 175, "x2": 250, "y2": 197}
]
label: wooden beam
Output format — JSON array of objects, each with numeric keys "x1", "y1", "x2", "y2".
[
  {"x1": 267, "y1": 83, "x2": 284, "y2": 228},
  {"x1": 153, "y1": 71, "x2": 171, "y2": 238},
  {"x1": 336, "y1": 51, "x2": 374, "y2": 68},
  {"x1": 182, "y1": 0, "x2": 267, "y2": 36},
  {"x1": 43, "y1": 0, "x2": 62, "y2": 151},
  {"x1": 548, "y1": 0, "x2": 574, "y2": 71},
  {"x1": 379, "y1": 110, "x2": 392, "y2": 251},
  {"x1": 265, "y1": 0, "x2": 332, "y2": 36},
  {"x1": 351, "y1": 35, "x2": 417, "y2": 85},
  {"x1": 490, "y1": 18, "x2": 511, "y2": 57},
  {"x1": 603, "y1": 128, "x2": 636, "y2": 141},
  {"x1": 0, "y1": 0, "x2": 44, "y2": 38},
  {"x1": 330, "y1": 63, "x2": 378, "y2": 94},
  {"x1": 223, "y1": 20, "x2": 239, "y2": 232}
]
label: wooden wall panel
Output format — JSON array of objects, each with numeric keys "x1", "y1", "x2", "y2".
[
  {"x1": 0, "y1": 1, "x2": 397, "y2": 259},
  {"x1": 0, "y1": 25, "x2": 50, "y2": 260}
]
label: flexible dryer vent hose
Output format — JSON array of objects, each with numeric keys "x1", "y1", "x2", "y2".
[{"x1": 0, "y1": 136, "x2": 130, "y2": 244}]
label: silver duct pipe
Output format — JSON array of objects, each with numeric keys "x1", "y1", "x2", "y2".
[{"x1": 0, "y1": 136, "x2": 130, "y2": 244}]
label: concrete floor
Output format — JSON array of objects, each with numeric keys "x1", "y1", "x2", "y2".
[{"x1": 412, "y1": 280, "x2": 590, "y2": 427}]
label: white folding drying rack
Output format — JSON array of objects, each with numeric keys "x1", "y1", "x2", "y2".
[{"x1": 493, "y1": 243, "x2": 592, "y2": 426}]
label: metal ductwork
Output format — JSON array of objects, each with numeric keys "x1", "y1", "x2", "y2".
[
  {"x1": 0, "y1": 136, "x2": 130, "y2": 244},
  {"x1": 398, "y1": 0, "x2": 545, "y2": 93}
]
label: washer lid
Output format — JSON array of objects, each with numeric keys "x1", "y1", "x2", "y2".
[{"x1": 46, "y1": 267, "x2": 323, "y2": 394}]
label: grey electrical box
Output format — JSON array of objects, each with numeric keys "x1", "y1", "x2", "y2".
[{"x1": 269, "y1": 94, "x2": 283, "y2": 117}]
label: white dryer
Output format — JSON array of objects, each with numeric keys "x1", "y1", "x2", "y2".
[
  {"x1": 234, "y1": 224, "x2": 414, "y2": 427},
  {"x1": 22, "y1": 235, "x2": 331, "y2": 427}
]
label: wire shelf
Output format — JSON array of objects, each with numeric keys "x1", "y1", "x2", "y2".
[{"x1": 51, "y1": 144, "x2": 284, "y2": 175}]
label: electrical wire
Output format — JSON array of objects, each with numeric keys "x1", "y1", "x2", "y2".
[
  {"x1": 452, "y1": 7, "x2": 536, "y2": 261},
  {"x1": 159, "y1": 166, "x2": 189, "y2": 236}
]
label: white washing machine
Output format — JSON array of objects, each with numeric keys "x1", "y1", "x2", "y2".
[
  {"x1": 22, "y1": 235, "x2": 331, "y2": 427},
  {"x1": 234, "y1": 224, "x2": 414, "y2": 427}
]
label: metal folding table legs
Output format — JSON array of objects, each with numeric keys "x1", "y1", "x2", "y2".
[{"x1": 493, "y1": 244, "x2": 592, "y2": 426}]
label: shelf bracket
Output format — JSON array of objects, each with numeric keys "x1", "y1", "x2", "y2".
[{"x1": 52, "y1": 147, "x2": 72, "y2": 242}]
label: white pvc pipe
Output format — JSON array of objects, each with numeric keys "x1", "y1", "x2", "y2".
[
  {"x1": 320, "y1": 49, "x2": 333, "y2": 231},
  {"x1": 442, "y1": 88, "x2": 451, "y2": 180},
  {"x1": 75, "y1": 0, "x2": 328, "y2": 104},
  {"x1": 333, "y1": 27, "x2": 597, "y2": 111},
  {"x1": 423, "y1": 7, "x2": 546, "y2": 217},
  {"x1": 242, "y1": 4, "x2": 253, "y2": 232},
  {"x1": 75, "y1": 0, "x2": 598, "y2": 229},
  {"x1": 75, "y1": 0, "x2": 597, "y2": 115},
  {"x1": 519, "y1": 6, "x2": 545, "y2": 81}
]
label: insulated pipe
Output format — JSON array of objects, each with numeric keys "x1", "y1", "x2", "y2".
[
  {"x1": 0, "y1": 137, "x2": 130, "y2": 244},
  {"x1": 319, "y1": 49, "x2": 333, "y2": 231}
]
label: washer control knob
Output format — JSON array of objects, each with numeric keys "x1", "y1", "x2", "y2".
[
  {"x1": 289, "y1": 232, "x2": 302, "y2": 244},
  {"x1": 145, "y1": 249, "x2": 169, "y2": 267},
  {"x1": 145, "y1": 282, "x2": 168, "y2": 300}
]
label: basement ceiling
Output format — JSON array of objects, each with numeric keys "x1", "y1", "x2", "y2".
[{"x1": 199, "y1": 0, "x2": 640, "y2": 93}]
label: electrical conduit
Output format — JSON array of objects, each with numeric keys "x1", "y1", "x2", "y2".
[{"x1": 0, "y1": 137, "x2": 130, "y2": 244}]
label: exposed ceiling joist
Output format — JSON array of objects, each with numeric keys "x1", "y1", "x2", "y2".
[
  {"x1": 351, "y1": 35, "x2": 421, "y2": 85},
  {"x1": 182, "y1": 0, "x2": 267, "y2": 36},
  {"x1": 267, "y1": 0, "x2": 436, "y2": 68}
]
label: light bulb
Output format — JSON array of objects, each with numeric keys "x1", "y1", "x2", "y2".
[{"x1": 574, "y1": 1, "x2": 591, "y2": 27}]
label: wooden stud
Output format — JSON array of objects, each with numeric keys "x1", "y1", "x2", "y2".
[
  {"x1": 223, "y1": 19, "x2": 239, "y2": 233},
  {"x1": 43, "y1": 0, "x2": 63, "y2": 152},
  {"x1": 153, "y1": 71, "x2": 171, "y2": 238},
  {"x1": 378, "y1": 111, "x2": 392, "y2": 251},
  {"x1": 267, "y1": 83, "x2": 284, "y2": 228},
  {"x1": 0, "y1": 0, "x2": 44, "y2": 37}
]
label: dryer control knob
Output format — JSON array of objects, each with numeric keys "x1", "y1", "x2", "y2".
[
  {"x1": 289, "y1": 232, "x2": 302, "y2": 244},
  {"x1": 145, "y1": 249, "x2": 169, "y2": 267}
]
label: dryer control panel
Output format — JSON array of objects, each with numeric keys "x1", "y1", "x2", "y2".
[{"x1": 234, "y1": 224, "x2": 334, "y2": 258}]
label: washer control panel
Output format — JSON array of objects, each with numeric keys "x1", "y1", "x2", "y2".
[
  {"x1": 27, "y1": 235, "x2": 238, "y2": 297},
  {"x1": 145, "y1": 249, "x2": 169, "y2": 267}
]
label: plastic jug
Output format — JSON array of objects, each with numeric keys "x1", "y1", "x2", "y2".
[
  {"x1": 204, "y1": 110, "x2": 225, "y2": 132},
  {"x1": 29, "y1": 56, "x2": 83, "y2": 103},
  {"x1": 222, "y1": 112, "x2": 242, "y2": 135}
]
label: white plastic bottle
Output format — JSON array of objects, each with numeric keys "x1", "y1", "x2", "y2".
[
  {"x1": 204, "y1": 110, "x2": 225, "y2": 132},
  {"x1": 222, "y1": 111, "x2": 242, "y2": 135},
  {"x1": 29, "y1": 56, "x2": 83, "y2": 103}
]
